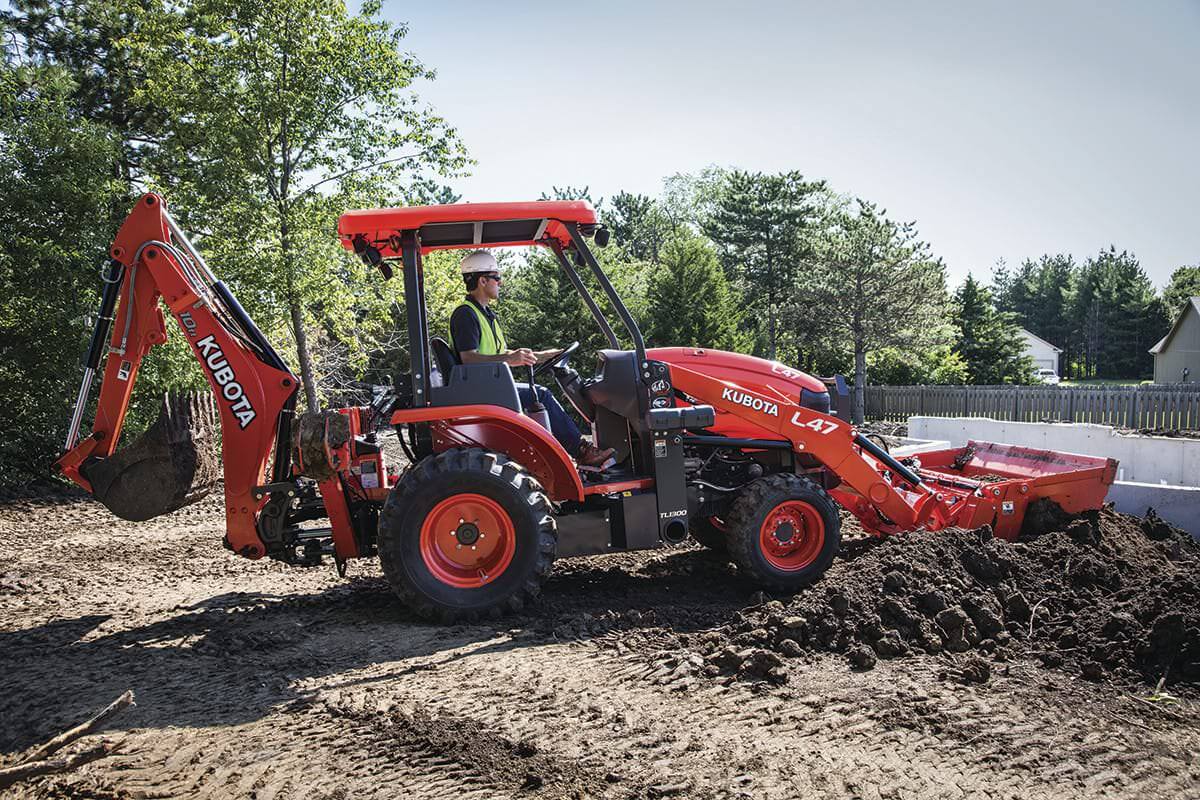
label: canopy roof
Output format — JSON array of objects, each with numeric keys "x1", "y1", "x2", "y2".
[{"x1": 338, "y1": 200, "x2": 598, "y2": 257}]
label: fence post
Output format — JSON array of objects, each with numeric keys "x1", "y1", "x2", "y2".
[{"x1": 1126, "y1": 386, "x2": 1139, "y2": 429}]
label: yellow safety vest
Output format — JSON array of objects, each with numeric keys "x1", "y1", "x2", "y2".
[{"x1": 449, "y1": 300, "x2": 507, "y2": 356}]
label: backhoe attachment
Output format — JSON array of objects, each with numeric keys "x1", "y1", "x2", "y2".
[{"x1": 56, "y1": 194, "x2": 299, "y2": 555}]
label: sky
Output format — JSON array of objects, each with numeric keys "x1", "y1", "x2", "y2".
[{"x1": 383, "y1": 1, "x2": 1199, "y2": 289}]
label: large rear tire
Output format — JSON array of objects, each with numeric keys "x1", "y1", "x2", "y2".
[
  {"x1": 726, "y1": 474, "x2": 840, "y2": 591},
  {"x1": 379, "y1": 448, "x2": 557, "y2": 621}
]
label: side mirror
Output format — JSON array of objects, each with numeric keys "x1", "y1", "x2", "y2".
[{"x1": 594, "y1": 226, "x2": 610, "y2": 248}]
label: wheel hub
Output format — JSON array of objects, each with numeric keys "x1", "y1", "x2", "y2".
[
  {"x1": 455, "y1": 521, "x2": 481, "y2": 545},
  {"x1": 759, "y1": 500, "x2": 825, "y2": 572},
  {"x1": 419, "y1": 493, "x2": 516, "y2": 588}
]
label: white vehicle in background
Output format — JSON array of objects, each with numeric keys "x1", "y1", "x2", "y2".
[{"x1": 1035, "y1": 368, "x2": 1061, "y2": 385}]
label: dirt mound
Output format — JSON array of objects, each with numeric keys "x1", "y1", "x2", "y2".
[{"x1": 686, "y1": 507, "x2": 1200, "y2": 686}]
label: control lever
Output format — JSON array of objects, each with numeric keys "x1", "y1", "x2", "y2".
[{"x1": 524, "y1": 365, "x2": 551, "y2": 432}]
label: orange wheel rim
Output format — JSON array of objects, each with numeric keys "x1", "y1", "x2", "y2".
[
  {"x1": 759, "y1": 500, "x2": 825, "y2": 571},
  {"x1": 420, "y1": 493, "x2": 516, "y2": 588}
]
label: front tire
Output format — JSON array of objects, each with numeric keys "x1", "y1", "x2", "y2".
[
  {"x1": 378, "y1": 448, "x2": 557, "y2": 621},
  {"x1": 726, "y1": 474, "x2": 840, "y2": 591}
]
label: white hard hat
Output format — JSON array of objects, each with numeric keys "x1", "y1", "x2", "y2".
[{"x1": 460, "y1": 250, "x2": 499, "y2": 275}]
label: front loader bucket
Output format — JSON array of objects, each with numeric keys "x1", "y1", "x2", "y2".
[
  {"x1": 81, "y1": 393, "x2": 222, "y2": 521},
  {"x1": 915, "y1": 440, "x2": 1118, "y2": 539}
]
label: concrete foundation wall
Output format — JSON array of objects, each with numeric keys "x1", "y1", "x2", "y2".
[
  {"x1": 908, "y1": 417, "x2": 1200, "y2": 487},
  {"x1": 1106, "y1": 482, "x2": 1200, "y2": 538}
]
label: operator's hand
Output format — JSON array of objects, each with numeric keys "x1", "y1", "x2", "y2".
[
  {"x1": 533, "y1": 349, "x2": 561, "y2": 363},
  {"x1": 505, "y1": 348, "x2": 537, "y2": 367}
]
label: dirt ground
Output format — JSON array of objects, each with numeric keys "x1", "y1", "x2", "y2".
[{"x1": 3, "y1": 491, "x2": 1200, "y2": 799}]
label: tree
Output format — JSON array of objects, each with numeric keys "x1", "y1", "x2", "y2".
[
  {"x1": 802, "y1": 200, "x2": 951, "y2": 422},
  {"x1": 992, "y1": 254, "x2": 1076, "y2": 376},
  {"x1": 0, "y1": 62, "x2": 185, "y2": 483},
  {"x1": 1, "y1": 0, "x2": 183, "y2": 185},
  {"x1": 868, "y1": 346, "x2": 967, "y2": 385},
  {"x1": 1071, "y1": 248, "x2": 1166, "y2": 379},
  {"x1": 144, "y1": 0, "x2": 468, "y2": 410},
  {"x1": 952, "y1": 275, "x2": 1033, "y2": 384},
  {"x1": 644, "y1": 237, "x2": 747, "y2": 351},
  {"x1": 1162, "y1": 265, "x2": 1200, "y2": 316},
  {"x1": 603, "y1": 191, "x2": 674, "y2": 263},
  {"x1": 702, "y1": 170, "x2": 825, "y2": 361}
]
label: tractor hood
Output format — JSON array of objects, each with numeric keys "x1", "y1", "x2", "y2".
[{"x1": 646, "y1": 347, "x2": 827, "y2": 399}]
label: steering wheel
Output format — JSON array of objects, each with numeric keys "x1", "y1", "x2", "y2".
[{"x1": 533, "y1": 341, "x2": 580, "y2": 378}]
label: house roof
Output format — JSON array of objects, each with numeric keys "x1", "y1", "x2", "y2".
[
  {"x1": 1150, "y1": 296, "x2": 1200, "y2": 354},
  {"x1": 1018, "y1": 327, "x2": 1062, "y2": 353}
]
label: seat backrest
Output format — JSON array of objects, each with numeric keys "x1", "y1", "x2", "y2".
[{"x1": 429, "y1": 337, "x2": 459, "y2": 387}]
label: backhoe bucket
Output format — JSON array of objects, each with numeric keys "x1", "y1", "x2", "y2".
[
  {"x1": 915, "y1": 440, "x2": 1118, "y2": 539},
  {"x1": 81, "y1": 393, "x2": 222, "y2": 521}
]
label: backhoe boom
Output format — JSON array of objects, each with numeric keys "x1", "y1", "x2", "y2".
[{"x1": 55, "y1": 194, "x2": 299, "y2": 557}]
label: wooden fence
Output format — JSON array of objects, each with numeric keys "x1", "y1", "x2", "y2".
[{"x1": 864, "y1": 384, "x2": 1200, "y2": 430}]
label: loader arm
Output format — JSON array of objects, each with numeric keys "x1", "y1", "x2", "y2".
[
  {"x1": 55, "y1": 194, "x2": 300, "y2": 558},
  {"x1": 667, "y1": 364, "x2": 960, "y2": 532}
]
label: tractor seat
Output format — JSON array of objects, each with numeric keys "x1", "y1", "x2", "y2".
[{"x1": 429, "y1": 337, "x2": 459, "y2": 387}]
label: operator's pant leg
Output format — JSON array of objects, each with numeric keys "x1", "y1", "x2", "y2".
[{"x1": 516, "y1": 384, "x2": 582, "y2": 455}]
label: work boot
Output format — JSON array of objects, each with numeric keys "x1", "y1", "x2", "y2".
[{"x1": 577, "y1": 441, "x2": 616, "y2": 469}]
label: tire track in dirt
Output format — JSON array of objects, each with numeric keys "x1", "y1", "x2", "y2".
[{"x1": 3, "y1": 495, "x2": 1200, "y2": 799}]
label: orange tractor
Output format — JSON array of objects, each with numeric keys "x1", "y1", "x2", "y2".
[{"x1": 55, "y1": 194, "x2": 1117, "y2": 619}]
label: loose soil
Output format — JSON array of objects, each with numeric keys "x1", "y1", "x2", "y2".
[{"x1": 2, "y1": 491, "x2": 1199, "y2": 799}]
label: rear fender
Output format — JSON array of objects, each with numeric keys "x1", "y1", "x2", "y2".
[{"x1": 391, "y1": 405, "x2": 584, "y2": 503}]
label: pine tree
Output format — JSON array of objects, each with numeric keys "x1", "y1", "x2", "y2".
[
  {"x1": 803, "y1": 200, "x2": 951, "y2": 422},
  {"x1": 702, "y1": 170, "x2": 825, "y2": 361},
  {"x1": 1071, "y1": 249, "x2": 1166, "y2": 379},
  {"x1": 1162, "y1": 265, "x2": 1200, "y2": 316},
  {"x1": 994, "y1": 255, "x2": 1076, "y2": 376},
  {"x1": 952, "y1": 275, "x2": 1033, "y2": 384},
  {"x1": 644, "y1": 237, "x2": 747, "y2": 351}
]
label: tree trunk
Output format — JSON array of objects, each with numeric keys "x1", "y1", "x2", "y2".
[
  {"x1": 853, "y1": 343, "x2": 866, "y2": 424},
  {"x1": 281, "y1": 209, "x2": 318, "y2": 411},
  {"x1": 290, "y1": 298, "x2": 319, "y2": 411}
]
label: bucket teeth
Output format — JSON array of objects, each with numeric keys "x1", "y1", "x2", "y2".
[{"x1": 81, "y1": 392, "x2": 223, "y2": 521}]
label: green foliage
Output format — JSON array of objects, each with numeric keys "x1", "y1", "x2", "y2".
[
  {"x1": 142, "y1": 0, "x2": 469, "y2": 409},
  {"x1": 802, "y1": 199, "x2": 951, "y2": 421},
  {"x1": 702, "y1": 170, "x2": 825, "y2": 361},
  {"x1": 0, "y1": 62, "x2": 196, "y2": 484},
  {"x1": 993, "y1": 254, "x2": 1074, "y2": 362},
  {"x1": 868, "y1": 346, "x2": 967, "y2": 385},
  {"x1": 604, "y1": 191, "x2": 676, "y2": 263},
  {"x1": 1070, "y1": 248, "x2": 1166, "y2": 380},
  {"x1": 1, "y1": 0, "x2": 182, "y2": 184},
  {"x1": 952, "y1": 275, "x2": 1033, "y2": 384},
  {"x1": 644, "y1": 237, "x2": 748, "y2": 351},
  {"x1": 1162, "y1": 265, "x2": 1200, "y2": 317}
]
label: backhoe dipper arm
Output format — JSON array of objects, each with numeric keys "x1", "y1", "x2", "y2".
[{"x1": 55, "y1": 194, "x2": 300, "y2": 557}]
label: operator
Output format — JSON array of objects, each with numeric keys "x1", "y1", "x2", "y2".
[{"x1": 449, "y1": 250, "x2": 615, "y2": 469}]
